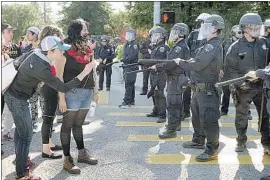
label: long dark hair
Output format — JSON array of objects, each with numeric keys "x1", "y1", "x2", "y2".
[{"x1": 64, "y1": 18, "x2": 88, "y2": 53}]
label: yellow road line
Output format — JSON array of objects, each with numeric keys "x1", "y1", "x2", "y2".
[
  {"x1": 109, "y1": 112, "x2": 259, "y2": 119},
  {"x1": 147, "y1": 153, "x2": 270, "y2": 165},
  {"x1": 99, "y1": 105, "x2": 152, "y2": 109},
  {"x1": 99, "y1": 91, "x2": 109, "y2": 105},
  {"x1": 116, "y1": 121, "x2": 258, "y2": 128},
  {"x1": 128, "y1": 135, "x2": 260, "y2": 142}
]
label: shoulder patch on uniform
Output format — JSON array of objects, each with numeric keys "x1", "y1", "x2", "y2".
[
  {"x1": 159, "y1": 47, "x2": 165, "y2": 53},
  {"x1": 133, "y1": 45, "x2": 138, "y2": 49},
  {"x1": 262, "y1": 44, "x2": 267, "y2": 50},
  {"x1": 204, "y1": 44, "x2": 214, "y2": 52},
  {"x1": 175, "y1": 46, "x2": 182, "y2": 53}
]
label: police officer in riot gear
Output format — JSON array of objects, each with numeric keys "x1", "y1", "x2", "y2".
[
  {"x1": 174, "y1": 14, "x2": 224, "y2": 162},
  {"x1": 146, "y1": 26, "x2": 170, "y2": 122},
  {"x1": 182, "y1": 13, "x2": 211, "y2": 120},
  {"x1": 98, "y1": 35, "x2": 115, "y2": 91},
  {"x1": 150, "y1": 23, "x2": 190, "y2": 138},
  {"x1": 220, "y1": 25, "x2": 243, "y2": 116},
  {"x1": 119, "y1": 29, "x2": 139, "y2": 108},
  {"x1": 139, "y1": 28, "x2": 155, "y2": 95},
  {"x1": 224, "y1": 13, "x2": 270, "y2": 153},
  {"x1": 264, "y1": 19, "x2": 270, "y2": 39}
]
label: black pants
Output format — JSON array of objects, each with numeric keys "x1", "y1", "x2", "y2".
[
  {"x1": 191, "y1": 91, "x2": 220, "y2": 155},
  {"x1": 41, "y1": 84, "x2": 58, "y2": 144},
  {"x1": 99, "y1": 64, "x2": 112, "y2": 89},
  {"x1": 235, "y1": 88, "x2": 270, "y2": 146},
  {"x1": 183, "y1": 86, "x2": 191, "y2": 116},
  {"x1": 1, "y1": 94, "x2": 4, "y2": 114},
  {"x1": 142, "y1": 66, "x2": 150, "y2": 92},
  {"x1": 150, "y1": 73, "x2": 166, "y2": 116},
  {"x1": 221, "y1": 85, "x2": 230, "y2": 114}
]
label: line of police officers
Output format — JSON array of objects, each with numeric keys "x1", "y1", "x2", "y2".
[{"x1": 101, "y1": 12, "x2": 270, "y2": 179}]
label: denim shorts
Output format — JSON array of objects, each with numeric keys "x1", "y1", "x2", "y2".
[{"x1": 65, "y1": 88, "x2": 93, "y2": 111}]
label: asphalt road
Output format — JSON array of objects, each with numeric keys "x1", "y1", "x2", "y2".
[{"x1": 2, "y1": 64, "x2": 270, "y2": 180}]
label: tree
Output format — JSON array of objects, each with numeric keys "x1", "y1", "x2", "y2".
[
  {"x1": 2, "y1": 3, "x2": 43, "y2": 43},
  {"x1": 104, "y1": 12, "x2": 130, "y2": 37},
  {"x1": 59, "y1": 2, "x2": 110, "y2": 35}
]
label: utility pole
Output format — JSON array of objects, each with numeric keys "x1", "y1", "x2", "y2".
[
  {"x1": 153, "y1": 1, "x2": 160, "y2": 25},
  {"x1": 44, "y1": 2, "x2": 47, "y2": 24}
]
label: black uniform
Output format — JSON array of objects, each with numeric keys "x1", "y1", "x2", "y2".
[
  {"x1": 179, "y1": 37, "x2": 223, "y2": 155},
  {"x1": 122, "y1": 40, "x2": 139, "y2": 105},
  {"x1": 150, "y1": 42, "x2": 170, "y2": 118},
  {"x1": 183, "y1": 29, "x2": 201, "y2": 118},
  {"x1": 98, "y1": 44, "x2": 115, "y2": 89},
  {"x1": 156, "y1": 39, "x2": 190, "y2": 130},
  {"x1": 139, "y1": 39, "x2": 152, "y2": 93},
  {"x1": 220, "y1": 38, "x2": 234, "y2": 114},
  {"x1": 224, "y1": 36, "x2": 270, "y2": 147}
]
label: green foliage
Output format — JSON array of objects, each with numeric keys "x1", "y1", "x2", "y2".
[
  {"x1": 104, "y1": 12, "x2": 130, "y2": 37},
  {"x1": 59, "y1": 2, "x2": 110, "y2": 35},
  {"x1": 2, "y1": 3, "x2": 43, "y2": 43}
]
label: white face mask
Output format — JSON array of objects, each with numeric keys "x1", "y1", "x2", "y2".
[
  {"x1": 151, "y1": 33, "x2": 163, "y2": 44},
  {"x1": 199, "y1": 23, "x2": 215, "y2": 39},
  {"x1": 169, "y1": 29, "x2": 181, "y2": 42},
  {"x1": 125, "y1": 32, "x2": 135, "y2": 42},
  {"x1": 245, "y1": 24, "x2": 264, "y2": 38}
]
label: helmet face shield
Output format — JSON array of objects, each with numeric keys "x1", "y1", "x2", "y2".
[
  {"x1": 198, "y1": 23, "x2": 215, "y2": 39},
  {"x1": 169, "y1": 29, "x2": 181, "y2": 41},
  {"x1": 125, "y1": 32, "x2": 135, "y2": 42},
  {"x1": 245, "y1": 24, "x2": 264, "y2": 38},
  {"x1": 151, "y1": 32, "x2": 163, "y2": 44}
]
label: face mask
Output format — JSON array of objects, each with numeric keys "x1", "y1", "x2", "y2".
[
  {"x1": 151, "y1": 33, "x2": 163, "y2": 44},
  {"x1": 125, "y1": 32, "x2": 134, "y2": 42},
  {"x1": 200, "y1": 23, "x2": 215, "y2": 39},
  {"x1": 169, "y1": 29, "x2": 180, "y2": 42}
]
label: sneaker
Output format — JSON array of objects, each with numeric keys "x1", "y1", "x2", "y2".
[
  {"x1": 2, "y1": 132, "x2": 13, "y2": 141},
  {"x1": 119, "y1": 102, "x2": 130, "y2": 109}
]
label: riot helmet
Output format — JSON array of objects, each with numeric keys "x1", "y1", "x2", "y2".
[
  {"x1": 169, "y1": 23, "x2": 189, "y2": 42},
  {"x1": 239, "y1": 13, "x2": 264, "y2": 38},
  {"x1": 125, "y1": 28, "x2": 136, "y2": 42},
  {"x1": 196, "y1": 13, "x2": 211, "y2": 23},
  {"x1": 101, "y1": 35, "x2": 110, "y2": 46},
  {"x1": 231, "y1": 25, "x2": 242, "y2": 40},
  {"x1": 198, "y1": 14, "x2": 224, "y2": 39}
]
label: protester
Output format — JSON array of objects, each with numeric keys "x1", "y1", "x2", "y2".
[
  {"x1": 1, "y1": 23, "x2": 22, "y2": 141},
  {"x1": 4, "y1": 35, "x2": 95, "y2": 179},
  {"x1": 59, "y1": 18, "x2": 99, "y2": 174}
]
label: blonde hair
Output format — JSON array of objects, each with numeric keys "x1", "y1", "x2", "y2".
[{"x1": 38, "y1": 25, "x2": 64, "y2": 47}]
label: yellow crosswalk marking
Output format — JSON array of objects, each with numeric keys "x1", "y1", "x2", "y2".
[
  {"x1": 109, "y1": 112, "x2": 259, "y2": 119},
  {"x1": 116, "y1": 121, "x2": 258, "y2": 128},
  {"x1": 99, "y1": 91, "x2": 109, "y2": 104},
  {"x1": 128, "y1": 135, "x2": 260, "y2": 142},
  {"x1": 99, "y1": 105, "x2": 152, "y2": 109},
  {"x1": 147, "y1": 153, "x2": 270, "y2": 165}
]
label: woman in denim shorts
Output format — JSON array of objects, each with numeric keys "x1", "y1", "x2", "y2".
[{"x1": 60, "y1": 19, "x2": 99, "y2": 174}]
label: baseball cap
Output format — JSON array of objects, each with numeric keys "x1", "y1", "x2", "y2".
[
  {"x1": 41, "y1": 36, "x2": 71, "y2": 51},
  {"x1": 27, "y1": 27, "x2": 40, "y2": 36},
  {"x1": 1, "y1": 23, "x2": 17, "y2": 31}
]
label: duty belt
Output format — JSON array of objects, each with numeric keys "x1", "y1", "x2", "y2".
[{"x1": 190, "y1": 83, "x2": 216, "y2": 92}]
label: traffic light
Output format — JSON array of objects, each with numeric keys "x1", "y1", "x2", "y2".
[{"x1": 161, "y1": 12, "x2": 175, "y2": 24}]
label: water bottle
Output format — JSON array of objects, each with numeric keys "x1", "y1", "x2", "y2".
[{"x1": 89, "y1": 101, "x2": 97, "y2": 117}]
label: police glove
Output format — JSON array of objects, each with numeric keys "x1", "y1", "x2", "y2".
[
  {"x1": 148, "y1": 49, "x2": 152, "y2": 54},
  {"x1": 103, "y1": 58, "x2": 107, "y2": 64},
  {"x1": 173, "y1": 58, "x2": 183, "y2": 65},
  {"x1": 245, "y1": 71, "x2": 259, "y2": 80}
]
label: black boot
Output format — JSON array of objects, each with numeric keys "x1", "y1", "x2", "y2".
[
  {"x1": 195, "y1": 152, "x2": 218, "y2": 162},
  {"x1": 140, "y1": 90, "x2": 147, "y2": 95},
  {"x1": 158, "y1": 128, "x2": 177, "y2": 139},
  {"x1": 146, "y1": 112, "x2": 158, "y2": 117}
]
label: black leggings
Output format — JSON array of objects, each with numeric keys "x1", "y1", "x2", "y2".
[
  {"x1": 60, "y1": 109, "x2": 89, "y2": 156},
  {"x1": 41, "y1": 84, "x2": 58, "y2": 144},
  {"x1": 2, "y1": 94, "x2": 5, "y2": 114}
]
